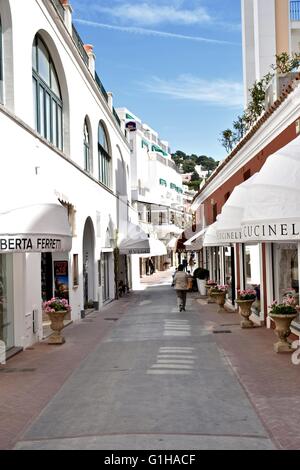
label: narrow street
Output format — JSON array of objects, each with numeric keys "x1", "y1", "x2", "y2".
[{"x1": 1, "y1": 271, "x2": 279, "y2": 451}]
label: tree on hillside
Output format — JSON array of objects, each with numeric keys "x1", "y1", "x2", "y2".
[{"x1": 181, "y1": 160, "x2": 195, "y2": 174}]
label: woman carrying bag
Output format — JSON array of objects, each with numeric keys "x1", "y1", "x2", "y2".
[{"x1": 173, "y1": 264, "x2": 189, "y2": 312}]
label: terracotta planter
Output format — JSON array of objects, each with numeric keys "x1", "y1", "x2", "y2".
[
  {"x1": 211, "y1": 292, "x2": 227, "y2": 312},
  {"x1": 205, "y1": 284, "x2": 217, "y2": 304},
  {"x1": 46, "y1": 310, "x2": 67, "y2": 345},
  {"x1": 269, "y1": 313, "x2": 298, "y2": 353},
  {"x1": 236, "y1": 299, "x2": 255, "y2": 329}
]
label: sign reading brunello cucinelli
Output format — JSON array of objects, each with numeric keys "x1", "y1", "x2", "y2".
[
  {"x1": 0, "y1": 236, "x2": 72, "y2": 253},
  {"x1": 217, "y1": 230, "x2": 242, "y2": 242},
  {"x1": 241, "y1": 221, "x2": 300, "y2": 242}
]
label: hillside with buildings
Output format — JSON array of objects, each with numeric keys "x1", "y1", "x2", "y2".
[{"x1": 171, "y1": 151, "x2": 219, "y2": 190}]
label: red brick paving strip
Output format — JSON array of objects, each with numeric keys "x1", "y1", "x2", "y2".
[
  {"x1": 198, "y1": 301, "x2": 300, "y2": 450},
  {"x1": 2, "y1": 272, "x2": 299, "y2": 451},
  {"x1": 0, "y1": 296, "x2": 135, "y2": 450}
]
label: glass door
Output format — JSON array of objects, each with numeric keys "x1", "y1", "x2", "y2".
[{"x1": 0, "y1": 255, "x2": 14, "y2": 351}]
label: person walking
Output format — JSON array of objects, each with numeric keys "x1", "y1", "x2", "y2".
[
  {"x1": 188, "y1": 256, "x2": 195, "y2": 274},
  {"x1": 182, "y1": 257, "x2": 188, "y2": 272},
  {"x1": 173, "y1": 264, "x2": 189, "y2": 312},
  {"x1": 149, "y1": 258, "x2": 155, "y2": 275}
]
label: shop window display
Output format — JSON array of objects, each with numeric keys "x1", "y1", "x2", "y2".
[
  {"x1": 273, "y1": 244, "x2": 299, "y2": 305},
  {"x1": 243, "y1": 244, "x2": 261, "y2": 316}
]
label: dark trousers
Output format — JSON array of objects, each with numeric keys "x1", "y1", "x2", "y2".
[{"x1": 176, "y1": 290, "x2": 187, "y2": 309}]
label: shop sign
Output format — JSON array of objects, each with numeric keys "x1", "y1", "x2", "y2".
[
  {"x1": 125, "y1": 121, "x2": 137, "y2": 132},
  {"x1": 127, "y1": 248, "x2": 151, "y2": 255},
  {"x1": 241, "y1": 221, "x2": 300, "y2": 242},
  {"x1": 0, "y1": 236, "x2": 71, "y2": 253},
  {"x1": 217, "y1": 230, "x2": 242, "y2": 242}
]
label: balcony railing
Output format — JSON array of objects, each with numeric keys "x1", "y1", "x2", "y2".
[
  {"x1": 95, "y1": 72, "x2": 109, "y2": 104},
  {"x1": 113, "y1": 108, "x2": 121, "y2": 127},
  {"x1": 51, "y1": 0, "x2": 65, "y2": 20},
  {"x1": 72, "y1": 25, "x2": 89, "y2": 67},
  {"x1": 291, "y1": 1, "x2": 300, "y2": 21},
  {"x1": 50, "y1": 3, "x2": 121, "y2": 129}
]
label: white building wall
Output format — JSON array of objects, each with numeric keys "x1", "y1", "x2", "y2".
[
  {"x1": 242, "y1": 0, "x2": 256, "y2": 106},
  {"x1": 242, "y1": 0, "x2": 277, "y2": 106},
  {"x1": 0, "y1": 0, "x2": 131, "y2": 348}
]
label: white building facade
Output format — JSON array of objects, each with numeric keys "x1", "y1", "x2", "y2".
[
  {"x1": 0, "y1": 0, "x2": 132, "y2": 355},
  {"x1": 117, "y1": 108, "x2": 185, "y2": 279}
]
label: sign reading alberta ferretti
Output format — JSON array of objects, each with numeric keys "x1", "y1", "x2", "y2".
[
  {"x1": 241, "y1": 221, "x2": 300, "y2": 242},
  {"x1": 0, "y1": 236, "x2": 72, "y2": 253}
]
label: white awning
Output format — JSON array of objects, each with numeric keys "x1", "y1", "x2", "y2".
[
  {"x1": 241, "y1": 136, "x2": 300, "y2": 242},
  {"x1": 139, "y1": 238, "x2": 167, "y2": 258},
  {"x1": 167, "y1": 237, "x2": 178, "y2": 249},
  {"x1": 119, "y1": 222, "x2": 150, "y2": 255},
  {"x1": 216, "y1": 175, "x2": 257, "y2": 243},
  {"x1": 203, "y1": 221, "x2": 229, "y2": 247},
  {"x1": 184, "y1": 228, "x2": 206, "y2": 251},
  {"x1": 203, "y1": 222, "x2": 219, "y2": 247},
  {"x1": 0, "y1": 177, "x2": 72, "y2": 253}
]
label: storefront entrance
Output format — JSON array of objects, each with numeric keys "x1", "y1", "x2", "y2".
[
  {"x1": 242, "y1": 244, "x2": 261, "y2": 316},
  {"x1": 0, "y1": 254, "x2": 14, "y2": 351},
  {"x1": 102, "y1": 253, "x2": 110, "y2": 302},
  {"x1": 83, "y1": 218, "x2": 95, "y2": 309},
  {"x1": 224, "y1": 246, "x2": 235, "y2": 305}
]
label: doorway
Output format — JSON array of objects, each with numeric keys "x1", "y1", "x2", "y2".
[
  {"x1": 102, "y1": 253, "x2": 110, "y2": 302},
  {"x1": 83, "y1": 218, "x2": 95, "y2": 309}
]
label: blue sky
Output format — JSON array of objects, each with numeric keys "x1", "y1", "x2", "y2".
[{"x1": 72, "y1": 0, "x2": 243, "y2": 161}]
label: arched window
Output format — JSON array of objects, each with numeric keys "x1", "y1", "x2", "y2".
[
  {"x1": 32, "y1": 35, "x2": 63, "y2": 150},
  {"x1": 98, "y1": 122, "x2": 111, "y2": 188},
  {"x1": 84, "y1": 119, "x2": 91, "y2": 173},
  {"x1": 0, "y1": 16, "x2": 3, "y2": 103}
]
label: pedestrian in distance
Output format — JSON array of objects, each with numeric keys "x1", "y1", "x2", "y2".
[
  {"x1": 173, "y1": 264, "x2": 189, "y2": 312},
  {"x1": 182, "y1": 257, "x2": 188, "y2": 272},
  {"x1": 149, "y1": 258, "x2": 155, "y2": 275},
  {"x1": 188, "y1": 256, "x2": 195, "y2": 274}
]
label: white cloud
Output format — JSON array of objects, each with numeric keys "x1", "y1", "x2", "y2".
[
  {"x1": 93, "y1": 2, "x2": 211, "y2": 26},
  {"x1": 75, "y1": 19, "x2": 238, "y2": 46},
  {"x1": 142, "y1": 75, "x2": 244, "y2": 108}
]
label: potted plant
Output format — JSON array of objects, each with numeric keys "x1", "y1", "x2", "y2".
[
  {"x1": 268, "y1": 295, "x2": 298, "y2": 353},
  {"x1": 205, "y1": 280, "x2": 218, "y2": 303},
  {"x1": 193, "y1": 268, "x2": 209, "y2": 296},
  {"x1": 236, "y1": 289, "x2": 257, "y2": 329},
  {"x1": 43, "y1": 298, "x2": 71, "y2": 345},
  {"x1": 210, "y1": 285, "x2": 228, "y2": 312}
]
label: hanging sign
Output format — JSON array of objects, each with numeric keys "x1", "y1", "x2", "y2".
[{"x1": 125, "y1": 121, "x2": 137, "y2": 132}]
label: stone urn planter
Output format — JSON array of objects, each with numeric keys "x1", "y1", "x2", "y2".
[
  {"x1": 47, "y1": 310, "x2": 68, "y2": 345},
  {"x1": 236, "y1": 299, "x2": 255, "y2": 329},
  {"x1": 269, "y1": 313, "x2": 298, "y2": 353},
  {"x1": 211, "y1": 292, "x2": 227, "y2": 313},
  {"x1": 43, "y1": 298, "x2": 71, "y2": 346},
  {"x1": 205, "y1": 283, "x2": 217, "y2": 304}
]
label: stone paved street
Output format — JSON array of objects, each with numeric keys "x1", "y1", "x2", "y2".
[{"x1": 1, "y1": 271, "x2": 299, "y2": 450}]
